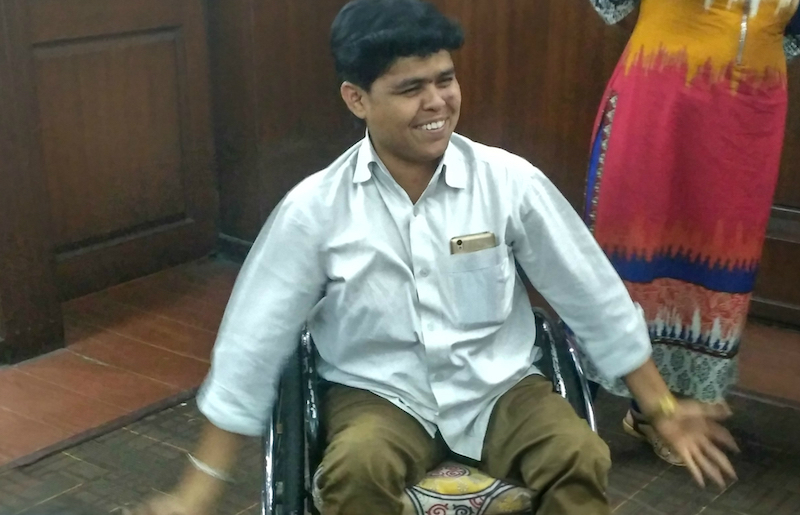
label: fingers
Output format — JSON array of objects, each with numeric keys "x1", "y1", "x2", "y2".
[
  {"x1": 694, "y1": 401, "x2": 732, "y2": 421},
  {"x1": 679, "y1": 435, "x2": 738, "y2": 490},
  {"x1": 692, "y1": 442, "x2": 727, "y2": 489},
  {"x1": 708, "y1": 423, "x2": 740, "y2": 453},
  {"x1": 701, "y1": 439, "x2": 737, "y2": 483},
  {"x1": 682, "y1": 448, "x2": 706, "y2": 488}
]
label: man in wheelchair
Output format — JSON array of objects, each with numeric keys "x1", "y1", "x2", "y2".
[{"x1": 131, "y1": 1, "x2": 738, "y2": 513}]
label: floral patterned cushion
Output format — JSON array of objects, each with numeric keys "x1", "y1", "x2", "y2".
[{"x1": 312, "y1": 461, "x2": 533, "y2": 515}]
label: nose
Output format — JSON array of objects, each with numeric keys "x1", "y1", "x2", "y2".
[{"x1": 422, "y1": 85, "x2": 446, "y2": 110}]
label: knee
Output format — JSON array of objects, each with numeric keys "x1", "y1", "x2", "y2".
[
  {"x1": 522, "y1": 424, "x2": 611, "y2": 483},
  {"x1": 557, "y1": 425, "x2": 611, "y2": 477},
  {"x1": 320, "y1": 425, "x2": 407, "y2": 490}
]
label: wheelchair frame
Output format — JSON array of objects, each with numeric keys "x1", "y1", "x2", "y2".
[{"x1": 261, "y1": 307, "x2": 596, "y2": 515}]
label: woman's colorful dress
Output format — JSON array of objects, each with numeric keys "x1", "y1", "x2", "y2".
[{"x1": 584, "y1": 0, "x2": 800, "y2": 402}]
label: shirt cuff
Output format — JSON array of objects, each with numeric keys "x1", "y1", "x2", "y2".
[
  {"x1": 196, "y1": 379, "x2": 272, "y2": 437},
  {"x1": 587, "y1": 306, "x2": 652, "y2": 380}
]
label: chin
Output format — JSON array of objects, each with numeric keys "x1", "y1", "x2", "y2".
[{"x1": 428, "y1": 133, "x2": 452, "y2": 154}]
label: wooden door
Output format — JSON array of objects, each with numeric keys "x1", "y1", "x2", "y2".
[
  {"x1": 0, "y1": 0, "x2": 63, "y2": 363},
  {"x1": 25, "y1": 0, "x2": 218, "y2": 300}
]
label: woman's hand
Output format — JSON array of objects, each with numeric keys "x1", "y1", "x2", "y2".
[{"x1": 652, "y1": 400, "x2": 739, "y2": 489}]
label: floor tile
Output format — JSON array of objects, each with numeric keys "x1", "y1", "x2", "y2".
[
  {"x1": 62, "y1": 301, "x2": 216, "y2": 361},
  {"x1": 612, "y1": 496, "x2": 671, "y2": 514},
  {"x1": 0, "y1": 409, "x2": 71, "y2": 466},
  {"x1": 0, "y1": 369, "x2": 126, "y2": 434},
  {"x1": 124, "y1": 403, "x2": 204, "y2": 452},
  {"x1": 0, "y1": 458, "x2": 85, "y2": 515},
  {"x1": 726, "y1": 395, "x2": 800, "y2": 455},
  {"x1": 98, "y1": 282, "x2": 226, "y2": 333},
  {"x1": 710, "y1": 478, "x2": 800, "y2": 515},
  {"x1": 69, "y1": 329, "x2": 209, "y2": 390},
  {"x1": 622, "y1": 465, "x2": 724, "y2": 515},
  {"x1": 0, "y1": 258, "x2": 236, "y2": 470},
  {"x1": 16, "y1": 351, "x2": 180, "y2": 412}
]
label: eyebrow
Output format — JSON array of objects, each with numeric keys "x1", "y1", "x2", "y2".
[{"x1": 393, "y1": 67, "x2": 456, "y2": 91}]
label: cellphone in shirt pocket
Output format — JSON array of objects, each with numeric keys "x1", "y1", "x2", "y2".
[
  {"x1": 449, "y1": 231, "x2": 497, "y2": 255},
  {"x1": 444, "y1": 235, "x2": 514, "y2": 327}
]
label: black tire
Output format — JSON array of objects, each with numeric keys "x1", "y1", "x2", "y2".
[{"x1": 277, "y1": 348, "x2": 306, "y2": 515}]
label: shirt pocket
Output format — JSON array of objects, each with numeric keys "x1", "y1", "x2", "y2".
[{"x1": 444, "y1": 244, "x2": 514, "y2": 327}]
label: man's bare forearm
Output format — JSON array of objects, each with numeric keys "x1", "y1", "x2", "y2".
[{"x1": 174, "y1": 422, "x2": 245, "y2": 509}]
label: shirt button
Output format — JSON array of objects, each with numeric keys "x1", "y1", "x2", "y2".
[
  {"x1": 427, "y1": 323, "x2": 434, "y2": 331},
  {"x1": 419, "y1": 269, "x2": 429, "y2": 278}
]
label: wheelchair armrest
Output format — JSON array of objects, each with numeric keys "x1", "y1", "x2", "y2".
[
  {"x1": 533, "y1": 308, "x2": 597, "y2": 432},
  {"x1": 263, "y1": 407, "x2": 278, "y2": 514},
  {"x1": 301, "y1": 330, "x2": 323, "y2": 472}
]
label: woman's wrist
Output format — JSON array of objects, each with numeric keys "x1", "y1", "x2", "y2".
[{"x1": 643, "y1": 392, "x2": 679, "y2": 423}]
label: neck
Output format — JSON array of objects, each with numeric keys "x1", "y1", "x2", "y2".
[
  {"x1": 382, "y1": 152, "x2": 440, "y2": 204},
  {"x1": 371, "y1": 139, "x2": 443, "y2": 204}
]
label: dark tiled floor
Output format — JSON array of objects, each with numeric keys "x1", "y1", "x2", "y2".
[
  {"x1": 0, "y1": 402, "x2": 261, "y2": 515},
  {"x1": 1, "y1": 391, "x2": 799, "y2": 515}
]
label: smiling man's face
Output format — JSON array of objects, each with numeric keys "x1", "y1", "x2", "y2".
[{"x1": 343, "y1": 50, "x2": 462, "y2": 168}]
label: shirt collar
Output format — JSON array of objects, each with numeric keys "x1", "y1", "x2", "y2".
[{"x1": 353, "y1": 130, "x2": 466, "y2": 189}]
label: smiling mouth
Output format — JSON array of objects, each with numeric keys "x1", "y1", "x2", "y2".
[{"x1": 416, "y1": 120, "x2": 446, "y2": 131}]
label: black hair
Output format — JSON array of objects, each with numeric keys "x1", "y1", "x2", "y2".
[{"x1": 330, "y1": 0, "x2": 464, "y2": 91}]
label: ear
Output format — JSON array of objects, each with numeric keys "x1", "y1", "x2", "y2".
[{"x1": 340, "y1": 82, "x2": 368, "y2": 120}]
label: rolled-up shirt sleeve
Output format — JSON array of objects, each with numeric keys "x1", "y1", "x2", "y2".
[
  {"x1": 197, "y1": 192, "x2": 326, "y2": 436},
  {"x1": 509, "y1": 161, "x2": 651, "y2": 380}
]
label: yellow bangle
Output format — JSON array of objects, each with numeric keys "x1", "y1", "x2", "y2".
[{"x1": 649, "y1": 393, "x2": 678, "y2": 422}]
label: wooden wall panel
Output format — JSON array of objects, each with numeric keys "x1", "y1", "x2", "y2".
[
  {"x1": 775, "y1": 63, "x2": 800, "y2": 208},
  {"x1": 210, "y1": 0, "x2": 360, "y2": 243},
  {"x1": 26, "y1": 0, "x2": 218, "y2": 299},
  {"x1": 0, "y1": 0, "x2": 63, "y2": 364},
  {"x1": 211, "y1": 0, "x2": 631, "y2": 243},
  {"x1": 439, "y1": 0, "x2": 630, "y2": 205},
  {"x1": 209, "y1": 0, "x2": 798, "y2": 326},
  {"x1": 36, "y1": 33, "x2": 186, "y2": 249},
  {"x1": 752, "y1": 59, "x2": 800, "y2": 326}
]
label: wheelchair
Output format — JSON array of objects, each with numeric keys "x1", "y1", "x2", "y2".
[{"x1": 262, "y1": 307, "x2": 597, "y2": 515}]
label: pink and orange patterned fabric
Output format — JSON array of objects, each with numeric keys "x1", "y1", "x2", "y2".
[{"x1": 584, "y1": 0, "x2": 797, "y2": 401}]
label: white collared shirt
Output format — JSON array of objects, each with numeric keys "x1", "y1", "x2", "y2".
[{"x1": 198, "y1": 133, "x2": 651, "y2": 460}]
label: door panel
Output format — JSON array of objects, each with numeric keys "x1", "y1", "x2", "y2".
[{"x1": 28, "y1": 0, "x2": 217, "y2": 299}]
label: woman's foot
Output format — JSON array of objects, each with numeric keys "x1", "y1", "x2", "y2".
[{"x1": 623, "y1": 409, "x2": 686, "y2": 466}]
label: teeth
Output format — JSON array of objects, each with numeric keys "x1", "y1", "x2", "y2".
[{"x1": 421, "y1": 120, "x2": 445, "y2": 131}]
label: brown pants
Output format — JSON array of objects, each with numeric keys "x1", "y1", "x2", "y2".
[{"x1": 316, "y1": 375, "x2": 611, "y2": 515}]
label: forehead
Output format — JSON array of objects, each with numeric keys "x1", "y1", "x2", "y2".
[{"x1": 379, "y1": 50, "x2": 455, "y2": 83}]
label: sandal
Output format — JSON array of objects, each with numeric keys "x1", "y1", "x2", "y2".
[{"x1": 623, "y1": 409, "x2": 685, "y2": 467}]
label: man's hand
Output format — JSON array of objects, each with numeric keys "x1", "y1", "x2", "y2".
[
  {"x1": 122, "y1": 421, "x2": 243, "y2": 515},
  {"x1": 652, "y1": 400, "x2": 739, "y2": 489}
]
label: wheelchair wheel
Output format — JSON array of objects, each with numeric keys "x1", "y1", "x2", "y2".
[
  {"x1": 533, "y1": 308, "x2": 592, "y2": 424},
  {"x1": 275, "y1": 348, "x2": 306, "y2": 515}
]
